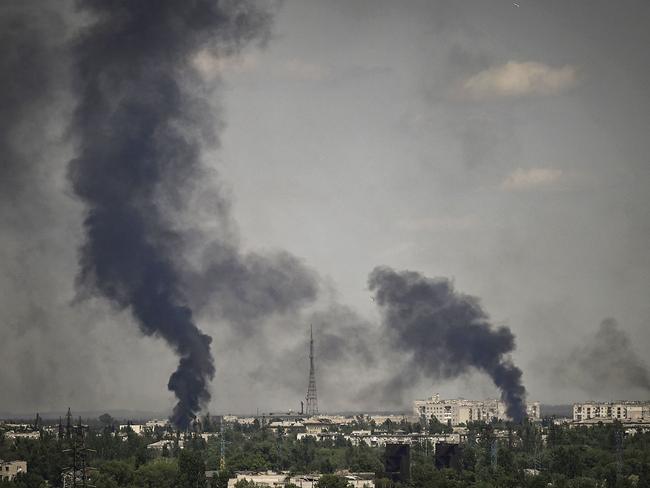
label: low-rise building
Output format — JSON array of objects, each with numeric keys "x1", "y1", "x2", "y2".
[
  {"x1": 227, "y1": 471, "x2": 374, "y2": 488},
  {"x1": 4, "y1": 431, "x2": 40, "y2": 440},
  {"x1": 368, "y1": 415, "x2": 413, "y2": 425},
  {"x1": 303, "y1": 419, "x2": 332, "y2": 435},
  {"x1": 1, "y1": 460, "x2": 27, "y2": 481},
  {"x1": 145, "y1": 419, "x2": 169, "y2": 429},
  {"x1": 225, "y1": 416, "x2": 258, "y2": 425},
  {"x1": 146, "y1": 439, "x2": 184, "y2": 452},
  {"x1": 318, "y1": 415, "x2": 356, "y2": 426},
  {"x1": 346, "y1": 431, "x2": 460, "y2": 448},
  {"x1": 119, "y1": 424, "x2": 145, "y2": 435},
  {"x1": 268, "y1": 421, "x2": 305, "y2": 434}
]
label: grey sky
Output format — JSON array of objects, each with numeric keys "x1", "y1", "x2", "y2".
[{"x1": 1, "y1": 0, "x2": 649, "y2": 416}]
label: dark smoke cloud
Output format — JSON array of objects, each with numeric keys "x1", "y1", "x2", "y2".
[
  {"x1": 0, "y1": 2, "x2": 61, "y2": 204},
  {"x1": 557, "y1": 318, "x2": 650, "y2": 397},
  {"x1": 186, "y1": 243, "x2": 319, "y2": 333},
  {"x1": 368, "y1": 266, "x2": 527, "y2": 422},
  {"x1": 68, "y1": 0, "x2": 272, "y2": 429}
]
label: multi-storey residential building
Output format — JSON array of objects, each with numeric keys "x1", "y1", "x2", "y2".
[
  {"x1": 573, "y1": 401, "x2": 650, "y2": 422},
  {"x1": 413, "y1": 393, "x2": 541, "y2": 425}
]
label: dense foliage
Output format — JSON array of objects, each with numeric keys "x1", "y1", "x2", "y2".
[{"x1": 1, "y1": 416, "x2": 649, "y2": 488}]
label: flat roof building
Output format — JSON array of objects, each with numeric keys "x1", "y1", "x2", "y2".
[
  {"x1": 573, "y1": 401, "x2": 650, "y2": 422},
  {"x1": 413, "y1": 393, "x2": 541, "y2": 425}
]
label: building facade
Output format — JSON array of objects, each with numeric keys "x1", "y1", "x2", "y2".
[
  {"x1": 1, "y1": 460, "x2": 27, "y2": 481},
  {"x1": 413, "y1": 393, "x2": 541, "y2": 425},
  {"x1": 573, "y1": 401, "x2": 650, "y2": 422},
  {"x1": 226, "y1": 472, "x2": 374, "y2": 488}
]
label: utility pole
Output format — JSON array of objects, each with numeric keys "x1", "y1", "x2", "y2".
[
  {"x1": 62, "y1": 414, "x2": 96, "y2": 488},
  {"x1": 66, "y1": 407, "x2": 73, "y2": 441}
]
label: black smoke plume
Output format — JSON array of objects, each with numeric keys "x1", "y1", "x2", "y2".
[
  {"x1": 68, "y1": 0, "x2": 271, "y2": 429},
  {"x1": 369, "y1": 266, "x2": 527, "y2": 422}
]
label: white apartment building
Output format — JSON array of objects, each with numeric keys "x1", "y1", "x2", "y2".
[
  {"x1": 413, "y1": 393, "x2": 541, "y2": 425},
  {"x1": 573, "y1": 401, "x2": 650, "y2": 422}
]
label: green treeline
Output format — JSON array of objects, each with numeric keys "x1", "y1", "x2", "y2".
[{"x1": 1, "y1": 417, "x2": 649, "y2": 488}]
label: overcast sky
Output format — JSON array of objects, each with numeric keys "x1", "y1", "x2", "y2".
[{"x1": 1, "y1": 0, "x2": 649, "y2": 417}]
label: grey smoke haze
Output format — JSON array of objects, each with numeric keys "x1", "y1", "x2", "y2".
[
  {"x1": 1, "y1": 0, "x2": 650, "y2": 415},
  {"x1": 557, "y1": 318, "x2": 650, "y2": 398},
  {"x1": 247, "y1": 302, "x2": 381, "y2": 402},
  {"x1": 369, "y1": 267, "x2": 526, "y2": 421},
  {"x1": 0, "y1": 2, "x2": 61, "y2": 203}
]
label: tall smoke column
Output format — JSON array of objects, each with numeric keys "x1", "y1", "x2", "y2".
[
  {"x1": 369, "y1": 266, "x2": 527, "y2": 422},
  {"x1": 68, "y1": 1, "x2": 270, "y2": 429}
]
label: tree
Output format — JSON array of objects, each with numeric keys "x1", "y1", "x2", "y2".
[
  {"x1": 90, "y1": 472, "x2": 119, "y2": 488},
  {"x1": 234, "y1": 480, "x2": 259, "y2": 488},
  {"x1": 134, "y1": 459, "x2": 179, "y2": 488},
  {"x1": 317, "y1": 474, "x2": 351, "y2": 488},
  {"x1": 8, "y1": 472, "x2": 47, "y2": 488},
  {"x1": 209, "y1": 469, "x2": 232, "y2": 488},
  {"x1": 178, "y1": 449, "x2": 207, "y2": 488},
  {"x1": 96, "y1": 459, "x2": 135, "y2": 487},
  {"x1": 99, "y1": 413, "x2": 115, "y2": 426},
  {"x1": 428, "y1": 416, "x2": 452, "y2": 434}
]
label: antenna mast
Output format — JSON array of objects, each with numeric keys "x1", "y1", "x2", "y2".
[{"x1": 305, "y1": 325, "x2": 319, "y2": 416}]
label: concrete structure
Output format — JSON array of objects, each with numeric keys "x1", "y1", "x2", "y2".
[
  {"x1": 368, "y1": 414, "x2": 413, "y2": 425},
  {"x1": 413, "y1": 393, "x2": 541, "y2": 425},
  {"x1": 268, "y1": 421, "x2": 305, "y2": 434},
  {"x1": 303, "y1": 418, "x2": 332, "y2": 435},
  {"x1": 146, "y1": 439, "x2": 184, "y2": 452},
  {"x1": 119, "y1": 424, "x2": 145, "y2": 434},
  {"x1": 569, "y1": 418, "x2": 650, "y2": 432},
  {"x1": 1, "y1": 460, "x2": 27, "y2": 481},
  {"x1": 4, "y1": 431, "x2": 40, "y2": 440},
  {"x1": 224, "y1": 415, "x2": 258, "y2": 425},
  {"x1": 319, "y1": 415, "x2": 356, "y2": 426},
  {"x1": 573, "y1": 401, "x2": 650, "y2": 422},
  {"x1": 145, "y1": 419, "x2": 169, "y2": 429},
  {"x1": 347, "y1": 431, "x2": 461, "y2": 448},
  {"x1": 227, "y1": 472, "x2": 374, "y2": 488}
]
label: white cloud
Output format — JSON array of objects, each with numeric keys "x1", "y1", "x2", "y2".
[
  {"x1": 501, "y1": 167, "x2": 563, "y2": 190},
  {"x1": 462, "y1": 61, "x2": 578, "y2": 98}
]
